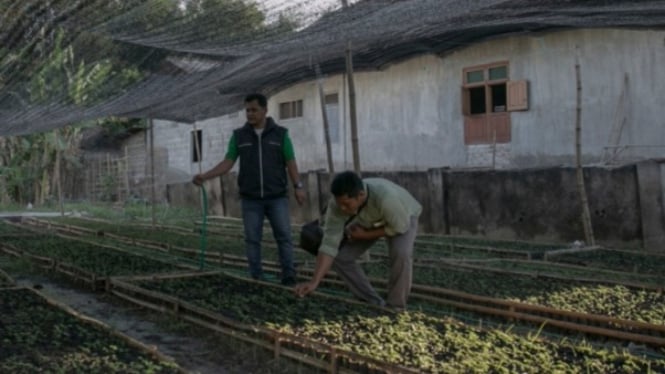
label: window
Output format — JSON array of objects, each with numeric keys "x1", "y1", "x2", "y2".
[
  {"x1": 191, "y1": 129, "x2": 202, "y2": 163},
  {"x1": 463, "y1": 63, "x2": 510, "y2": 116},
  {"x1": 279, "y1": 99, "x2": 303, "y2": 120},
  {"x1": 324, "y1": 93, "x2": 340, "y2": 143},
  {"x1": 461, "y1": 62, "x2": 528, "y2": 145}
]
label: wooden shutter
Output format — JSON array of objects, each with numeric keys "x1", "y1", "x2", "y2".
[
  {"x1": 507, "y1": 80, "x2": 529, "y2": 111},
  {"x1": 461, "y1": 87, "x2": 471, "y2": 116}
]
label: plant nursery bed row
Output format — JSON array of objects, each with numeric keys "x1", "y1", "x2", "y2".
[
  {"x1": 0, "y1": 287, "x2": 183, "y2": 373},
  {"x1": 442, "y1": 258, "x2": 665, "y2": 287},
  {"x1": 21, "y1": 220, "x2": 665, "y2": 329},
  {"x1": 0, "y1": 233, "x2": 193, "y2": 291},
  {"x1": 33, "y1": 217, "x2": 558, "y2": 264},
  {"x1": 43, "y1": 216, "x2": 552, "y2": 261},
  {"x1": 109, "y1": 271, "x2": 665, "y2": 373},
  {"x1": 546, "y1": 247, "x2": 665, "y2": 276},
  {"x1": 217, "y1": 255, "x2": 665, "y2": 349},
  {"x1": 24, "y1": 220, "x2": 665, "y2": 335},
  {"x1": 0, "y1": 267, "x2": 15, "y2": 288},
  {"x1": 109, "y1": 272, "x2": 416, "y2": 374}
]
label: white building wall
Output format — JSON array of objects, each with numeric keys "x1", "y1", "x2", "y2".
[{"x1": 155, "y1": 28, "x2": 665, "y2": 174}]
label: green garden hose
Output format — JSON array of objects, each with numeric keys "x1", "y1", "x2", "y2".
[{"x1": 198, "y1": 185, "x2": 208, "y2": 270}]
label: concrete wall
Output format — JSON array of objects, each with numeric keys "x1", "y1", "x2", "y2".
[
  {"x1": 443, "y1": 165, "x2": 642, "y2": 247},
  {"x1": 637, "y1": 161, "x2": 665, "y2": 252},
  {"x1": 167, "y1": 162, "x2": 665, "y2": 250}
]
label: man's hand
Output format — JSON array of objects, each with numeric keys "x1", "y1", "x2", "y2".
[
  {"x1": 294, "y1": 188, "x2": 306, "y2": 205},
  {"x1": 192, "y1": 174, "x2": 205, "y2": 186},
  {"x1": 294, "y1": 280, "x2": 319, "y2": 297},
  {"x1": 345, "y1": 224, "x2": 385, "y2": 242},
  {"x1": 345, "y1": 224, "x2": 368, "y2": 241}
]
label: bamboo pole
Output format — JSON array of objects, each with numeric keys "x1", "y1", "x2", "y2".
[
  {"x1": 345, "y1": 43, "x2": 360, "y2": 176},
  {"x1": 149, "y1": 119, "x2": 156, "y2": 227},
  {"x1": 315, "y1": 64, "x2": 334, "y2": 173},
  {"x1": 193, "y1": 123, "x2": 205, "y2": 215},
  {"x1": 574, "y1": 54, "x2": 595, "y2": 246},
  {"x1": 126, "y1": 146, "x2": 131, "y2": 201},
  {"x1": 55, "y1": 149, "x2": 64, "y2": 216}
]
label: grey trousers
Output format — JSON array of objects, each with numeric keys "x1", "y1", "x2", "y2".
[{"x1": 332, "y1": 216, "x2": 418, "y2": 308}]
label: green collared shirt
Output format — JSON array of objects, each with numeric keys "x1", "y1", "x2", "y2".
[{"x1": 319, "y1": 178, "x2": 422, "y2": 258}]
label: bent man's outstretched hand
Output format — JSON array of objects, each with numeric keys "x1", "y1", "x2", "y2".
[{"x1": 294, "y1": 281, "x2": 318, "y2": 297}]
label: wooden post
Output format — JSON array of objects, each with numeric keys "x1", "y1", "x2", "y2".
[
  {"x1": 55, "y1": 150, "x2": 64, "y2": 216},
  {"x1": 124, "y1": 146, "x2": 130, "y2": 201},
  {"x1": 193, "y1": 123, "x2": 205, "y2": 214},
  {"x1": 97, "y1": 157, "x2": 102, "y2": 202},
  {"x1": 149, "y1": 119, "x2": 156, "y2": 227},
  {"x1": 342, "y1": 0, "x2": 366, "y2": 261},
  {"x1": 316, "y1": 64, "x2": 335, "y2": 174},
  {"x1": 574, "y1": 55, "x2": 595, "y2": 246},
  {"x1": 346, "y1": 42, "x2": 361, "y2": 176}
]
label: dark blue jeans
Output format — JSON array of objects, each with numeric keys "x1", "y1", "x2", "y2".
[{"x1": 241, "y1": 197, "x2": 295, "y2": 280}]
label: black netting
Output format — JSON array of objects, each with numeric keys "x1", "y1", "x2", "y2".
[{"x1": 1, "y1": 0, "x2": 663, "y2": 134}]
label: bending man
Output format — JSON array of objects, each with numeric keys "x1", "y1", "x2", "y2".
[{"x1": 295, "y1": 171, "x2": 421, "y2": 309}]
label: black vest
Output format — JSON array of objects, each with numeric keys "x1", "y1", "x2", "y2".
[{"x1": 234, "y1": 118, "x2": 288, "y2": 199}]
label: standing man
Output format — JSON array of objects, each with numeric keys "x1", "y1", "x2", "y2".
[
  {"x1": 294, "y1": 171, "x2": 421, "y2": 310},
  {"x1": 193, "y1": 93, "x2": 306, "y2": 286}
]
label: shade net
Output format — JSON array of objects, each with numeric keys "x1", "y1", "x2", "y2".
[
  {"x1": 0, "y1": 0, "x2": 664, "y2": 206},
  {"x1": 1, "y1": 0, "x2": 664, "y2": 135}
]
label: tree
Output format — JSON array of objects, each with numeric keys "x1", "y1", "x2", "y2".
[{"x1": 0, "y1": 29, "x2": 141, "y2": 205}]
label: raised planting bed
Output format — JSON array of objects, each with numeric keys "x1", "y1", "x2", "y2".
[
  {"x1": 0, "y1": 219, "x2": 42, "y2": 238},
  {"x1": 0, "y1": 234, "x2": 191, "y2": 290},
  {"x1": 112, "y1": 272, "x2": 665, "y2": 373},
  {"x1": 0, "y1": 287, "x2": 182, "y2": 373},
  {"x1": 362, "y1": 262, "x2": 665, "y2": 325},
  {"x1": 436, "y1": 259, "x2": 665, "y2": 287},
  {"x1": 214, "y1": 256, "x2": 665, "y2": 348},
  {"x1": 547, "y1": 247, "x2": 665, "y2": 277},
  {"x1": 0, "y1": 267, "x2": 14, "y2": 288},
  {"x1": 28, "y1": 217, "x2": 310, "y2": 263}
]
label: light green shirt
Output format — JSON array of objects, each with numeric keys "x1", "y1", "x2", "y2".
[{"x1": 320, "y1": 178, "x2": 422, "y2": 257}]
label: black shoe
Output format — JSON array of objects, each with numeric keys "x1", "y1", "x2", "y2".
[{"x1": 281, "y1": 276, "x2": 296, "y2": 287}]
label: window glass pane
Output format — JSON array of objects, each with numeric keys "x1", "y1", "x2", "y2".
[
  {"x1": 295, "y1": 100, "x2": 303, "y2": 117},
  {"x1": 489, "y1": 66, "x2": 508, "y2": 80},
  {"x1": 279, "y1": 102, "x2": 291, "y2": 119},
  {"x1": 466, "y1": 70, "x2": 484, "y2": 83},
  {"x1": 325, "y1": 93, "x2": 338, "y2": 104}
]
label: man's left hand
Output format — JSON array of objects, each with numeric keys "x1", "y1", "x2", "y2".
[
  {"x1": 346, "y1": 224, "x2": 370, "y2": 241},
  {"x1": 294, "y1": 188, "x2": 306, "y2": 205}
]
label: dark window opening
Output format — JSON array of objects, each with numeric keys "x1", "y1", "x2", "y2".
[
  {"x1": 491, "y1": 83, "x2": 507, "y2": 112},
  {"x1": 469, "y1": 87, "x2": 486, "y2": 115},
  {"x1": 192, "y1": 129, "x2": 202, "y2": 163}
]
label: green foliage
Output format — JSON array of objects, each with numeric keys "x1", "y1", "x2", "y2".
[{"x1": 3, "y1": 234, "x2": 182, "y2": 277}]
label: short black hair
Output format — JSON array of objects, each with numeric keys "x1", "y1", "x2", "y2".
[
  {"x1": 244, "y1": 93, "x2": 267, "y2": 108},
  {"x1": 331, "y1": 171, "x2": 363, "y2": 198}
]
